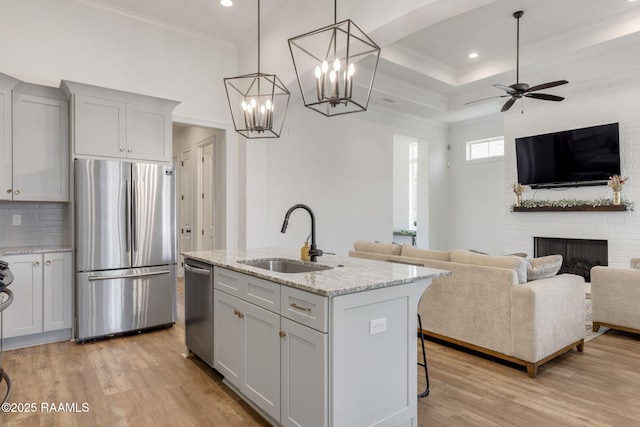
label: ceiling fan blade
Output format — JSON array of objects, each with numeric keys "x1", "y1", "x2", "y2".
[
  {"x1": 465, "y1": 95, "x2": 509, "y2": 105},
  {"x1": 526, "y1": 80, "x2": 568, "y2": 92},
  {"x1": 501, "y1": 97, "x2": 517, "y2": 112},
  {"x1": 525, "y1": 93, "x2": 565, "y2": 102},
  {"x1": 493, "y1": 84, "x2": 516, "y2": 94}
]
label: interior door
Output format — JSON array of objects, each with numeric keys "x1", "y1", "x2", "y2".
[
  {"x1": 75, "y1": 159, "x2": 130, "y2": 272},
  {"x1": 179, "y1": 148, "x2": 193, "y2": 271},
  {"x1": 201, "y1": 143, "x2": 215, "y2": 251},
  {"x1": 131, "y1": 162, "x2": 176, "y2": 267}
]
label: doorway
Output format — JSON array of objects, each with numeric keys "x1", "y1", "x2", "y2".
[
  {"x1": 392, "y1": 134, "x2": 429, "y2": 247},
  {"x1": 173, "y1": 124, "x2": 226, "y2": 277}
]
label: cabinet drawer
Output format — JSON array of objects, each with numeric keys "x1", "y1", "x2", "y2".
[
  {"x1": 244, "y1": 275, "x2": 280, "y2": 313},
  {"x1": 214, "y1": 268, "x2": 243, "y2": 298},
  {"x1": 281, "y1": 287, "x2": 328, "y2": 333}
]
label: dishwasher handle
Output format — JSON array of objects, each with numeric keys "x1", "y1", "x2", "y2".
[{"x1": 185, "y1": 263, "x2": 212, "y2": 276}]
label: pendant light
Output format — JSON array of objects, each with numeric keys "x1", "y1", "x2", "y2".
[
  {"x1": 288, "y1": 0, "x2": 381, "y2": 117},
  {"x1": 224, "y1": 0, "x2": 290, "y2": 138}
]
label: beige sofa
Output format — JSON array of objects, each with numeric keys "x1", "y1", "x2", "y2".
[
  {"x1": 349, "y1": 241, "x2": 586, "y2": 378},
  {"x1": 591, "y1": 258, "x2": 640, "y2": 334}
]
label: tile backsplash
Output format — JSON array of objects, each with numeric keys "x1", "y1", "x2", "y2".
[{"x1": 0, "y1": 202, "x2": 69, "y2": 247}]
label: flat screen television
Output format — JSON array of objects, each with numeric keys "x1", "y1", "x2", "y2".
[{"x1": 515, "y1": 123, "x2": 621, "y2": 188}]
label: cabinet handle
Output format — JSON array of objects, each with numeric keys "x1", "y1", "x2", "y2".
[
  {"x1": 279, "y1": 331, "x2": 286, "y2": 338},
  {"x1": 127, "y1": 148, "x2": 133, "y2": 153},
  {"x1": 14, "y1": 190, "x2": 20, "y2": 194},
  {"x1": 290, "y1": 303, "x2": 312, "y2": 312},
  {"x1": 5, "y1": 189, "x2": 11, "y2": 193},
  {"x1": 45, "y1": 260, "x2": 51, "y2": 265},
  {"x1": 34, "y1": 261, "x2": 40, "y2": 267},
  {"x1": 120, "y1": 148, "x2": 125, "y2": 152},
  {"x1": 233, "y1": 309, "x2": 245, "y2": 318}
]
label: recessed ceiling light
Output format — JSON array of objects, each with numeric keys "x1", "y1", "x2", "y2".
[
  {"x1": 468, "y1": 52, "x2": 479, "y2": 59},
  {"x1": 221, "y1": 0, "x2": 233, "y2": 7}
]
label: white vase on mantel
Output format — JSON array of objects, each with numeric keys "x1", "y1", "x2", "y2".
[{"x1": 613, "y1": 191, "x2": 621, "y2": 206}]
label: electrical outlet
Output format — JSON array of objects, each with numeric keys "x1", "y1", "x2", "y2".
[
  {"x1": 12, "y1": 214, "x2": 21, "y2": 226},
  {"x1": 369, "y1": 317, "x2": 387, "y2": 335}
]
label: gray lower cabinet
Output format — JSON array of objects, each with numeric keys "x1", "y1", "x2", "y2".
[
  {"x1": 280, "y1": 317, "x2": 327, "y2": 427},
  {"x1": 213, "y1": 268, "x2": 327, "y2": 427},
  {"x1": 210, "y1": 264, "x2": 422, "y2": 427},
  {"x1": 1, "y1": 252, "x2": 72, "y2": 349}
]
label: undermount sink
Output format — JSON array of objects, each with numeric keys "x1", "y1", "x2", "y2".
[{"x1": 238, "y1": 258, "x2": 333, "y2": 274}]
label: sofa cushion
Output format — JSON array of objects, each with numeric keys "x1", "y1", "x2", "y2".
[
  {"x1": 526, "y1": 255, "x2": 563, "y2": 281},
  {"x1": 400, "y1": 245, "x2": 451, "y2": 262},
  {"x1": 631, "y1": 258, "x2": 640, "y2": 269},
  {"x1": 353, "y1": 240, "x2": 401, "y2": 256},
  {"x1": 451, "y1": 250, "x2": 528, "y2": 284}
]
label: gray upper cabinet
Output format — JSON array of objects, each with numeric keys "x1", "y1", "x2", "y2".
[
  {"x1": 3, "y1": 81, "x2": 69, "y2": 202},
  {"x1": 0, "y1": 73, "x2": 20, "y2": 202},
  {"x1": 61, "y1": 80, "x2": 180, "y2": 163}
]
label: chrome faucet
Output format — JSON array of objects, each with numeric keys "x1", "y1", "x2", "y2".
[{"x1": 281, "y1": 204, "x2": 323, "y2": 262}]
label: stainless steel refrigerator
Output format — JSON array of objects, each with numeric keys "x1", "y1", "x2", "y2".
[{"x1": 74, "y1": 159, "x2": 176, "y2": 342}]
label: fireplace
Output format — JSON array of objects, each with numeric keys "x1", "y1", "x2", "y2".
[{"x1": 534, "y1": 237, "x2": 607, "y2": 282}]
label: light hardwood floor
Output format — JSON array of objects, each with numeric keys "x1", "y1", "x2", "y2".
[{"x1": 2, "y1": 279, "x2": 640, "y2": 426}]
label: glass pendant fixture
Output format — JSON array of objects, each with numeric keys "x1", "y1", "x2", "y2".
[
  {"x1": 224, "y1": 0, "x2": 290, "y2": 138},
  {"x1": 288, "y1": 0, "x2": 381, "y2": 117}
]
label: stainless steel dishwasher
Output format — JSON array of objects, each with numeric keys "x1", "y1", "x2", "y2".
[{"x1": 184, "y1": 259, "x2": 214, "y2": 367}]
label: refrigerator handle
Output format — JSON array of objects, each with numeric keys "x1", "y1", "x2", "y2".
[
  {"x1": 88, "y1": 269, "x2": 172, "y2": 281},
  {"x1": 125, "y1": 179, "x2": 131, "y2": 253},
  {"x1": 132, "y1": 180, "x2": 137, "y2": 252}
]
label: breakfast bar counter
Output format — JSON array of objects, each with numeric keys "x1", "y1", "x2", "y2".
[{"x1": 183, "y1": 247, "x2": 449, "y2": 296}]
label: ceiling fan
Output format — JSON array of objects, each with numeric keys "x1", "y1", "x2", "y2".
[{"x1": 469, "y1": 10, "x2": 568, "y2": 112}]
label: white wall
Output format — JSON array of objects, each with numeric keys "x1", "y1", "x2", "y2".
[
  {"x1": 447, "y1": 115, "x2": 505, "y2": 254},
  {"x1": 503, "y1": 74, "x2": 640, "y2": 268},
  {"x1": 245, "y1": 102, "x2": 448, "y2": 256}
]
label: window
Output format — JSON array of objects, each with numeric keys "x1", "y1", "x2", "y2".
[{"x1": 466, "y1": 137, "x2": 504, "y2": 161}]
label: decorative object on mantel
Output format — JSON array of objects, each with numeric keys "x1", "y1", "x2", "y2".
[
  {"x1": 512, "y1": 182, "x2": 527, "y2": 206},
  {"x1": 608, "y1": 174, "x2": 629, "y2": 206},
  {"x1": 288, "y1": 0, "x2": 381, "y2": 117},
  {"x1": 511, "y1": 198, "x2": 634, "y2": 212},
  {"x1": 223, "y1": 0, "x2": 290, "y2": 139},
  {"x1": 512, "y1": 182, "x2": 526, "y2": 207}
]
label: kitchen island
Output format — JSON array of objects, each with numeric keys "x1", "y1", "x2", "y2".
[{"x1": 183, "y1": 248, "x2": 449, "y2": 427}]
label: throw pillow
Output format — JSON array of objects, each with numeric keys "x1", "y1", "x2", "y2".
[
  {"x1": 354, "y1": 240, "x2": 402, "y2": 256},
  {"x1": 509, "y1": 252, "x2": 528, "y2": 258},
  {"x1": 468, "y1": 249, "x2": 489, "y2": 255},
  {"x1": 526, "y1": 255, "x2": 563, "y2": 281}
]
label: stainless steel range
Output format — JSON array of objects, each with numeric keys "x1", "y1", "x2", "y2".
[{"x1": 0, "y1": 259, "x2": 14, "y2": 403}]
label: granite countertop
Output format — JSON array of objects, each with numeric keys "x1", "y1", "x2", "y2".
[
  {"x1": 182, "y1": 248, "x2": 450, "y2": 297},
  {"x1": 0, "y1": 246, "x2": 73, "y2": 256}
]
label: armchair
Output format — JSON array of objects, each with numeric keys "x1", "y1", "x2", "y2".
[{"x1": 591, "y1": 259, "x2": 640, "y2": 334}]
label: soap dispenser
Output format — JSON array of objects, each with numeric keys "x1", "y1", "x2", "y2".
[{"x1": 301, "y1": 235, "x2": 311, "y2": 261}]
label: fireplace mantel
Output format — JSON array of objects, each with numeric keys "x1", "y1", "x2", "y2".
[{"x1": 513, "y1": 204, "x2": 627, "y2": 212}]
